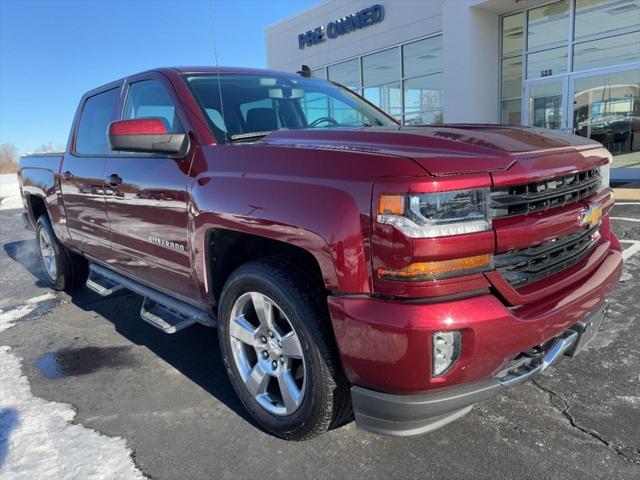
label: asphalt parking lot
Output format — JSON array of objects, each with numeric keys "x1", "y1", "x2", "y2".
[{"x1": 1, "y1": 202, "x2": 639, "y2": 479}]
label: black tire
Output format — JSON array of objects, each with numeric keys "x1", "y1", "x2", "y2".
[
  {"x1": 35, "y1": 215, "x2": 88, "y2": 291},
  {"x1": 218, "y1": 257, "x2": 351, "y2": 440}
]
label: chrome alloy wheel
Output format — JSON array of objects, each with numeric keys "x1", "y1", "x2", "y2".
[
  {"x1": 228, "y1": 292, "x2": 306, "y2": 416},
  {"x1": 38, "y1": 227, "x2": 57, "y2": 280}
]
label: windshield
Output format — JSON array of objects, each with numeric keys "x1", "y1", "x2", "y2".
[{"x1": 184, "y1": 73, "x2": 397, "y2": 142}]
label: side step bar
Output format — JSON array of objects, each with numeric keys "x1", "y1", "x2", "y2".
[{"x1": 86, "y1": 263, "x2": 216, "y2": 333}]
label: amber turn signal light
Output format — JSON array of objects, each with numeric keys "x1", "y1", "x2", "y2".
[
  {"x1": 378, "y1": 254, "x2": 493, "y2": 281},
  {"x1": 378, "y1": 194, "x2": 405, "y2": 215}
]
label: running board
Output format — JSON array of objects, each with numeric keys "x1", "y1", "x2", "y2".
[
  {"x1": 86, "y1": 263, "x2": 216, "y2": 333},
  {"x1": 140, "y1": 297, "x2": 196, "y2": 334},
  {"x1": 86, "y1": 269, "x2": 124, "y2": 296}
]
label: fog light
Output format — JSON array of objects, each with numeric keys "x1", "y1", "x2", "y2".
[{"x1": 432, "y1": 331, "x2": 461, "y2": 377}]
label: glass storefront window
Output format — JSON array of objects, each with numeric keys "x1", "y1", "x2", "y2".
[
  {"x1": 404, "y1": 111, "x2": 444, "y2": 125},
  {"x1": 500, "y1": 0, "x2": 639, "y2": 147},
  {"x1": 402, "y1": 36, "x2": 442, "y2": 78},
  {"x1": 364, "y1": 82, "x2": 402, "y2": 118},
  {"x1": 501, "y1": 99, "x2": 522, "y2": 125},
  {"x1": 502, "y1": 56, "x2": 523, "y2": 98},
  {"x1": 328, "y1": 59, "x2": 360, "y2": 91},
  {"x1": 527, "y1": 0, "x2": 570, "y2": 50},
  {"x1": 573, "y1": 31, "x2": 640, "y2": 72},
  {"x1": 502, "y1": 13, "x2": 524, "y2": 56},
  {"x1": 403, "y1": 73, "x2": 443, "y2": 124},
  {"x1": 574, "y1": 0, "x2": 640, "y2": 41},
  {"x1": 363, "y1": 47, "x2": 399, "y2": 87},
  {"x1": 313, "y1": 34, "x2": 444, "y2": 125},
  {"x1": 573, "y1": 68, "x2": 640, "y2": 169},
  {"x1": 526, "y1": 46, "x2": 568, "y2": 79}
]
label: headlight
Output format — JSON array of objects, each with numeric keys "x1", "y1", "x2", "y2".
[{"x1": 377, "y1": 188, "x2": 491, "y2": 238}]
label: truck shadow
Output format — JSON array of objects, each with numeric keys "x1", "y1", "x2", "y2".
[
  {"x1": 3, "y1": 240, "x2": 256, "y2": 428},
  {"x1": 4, "y1": 245, "x2": 354, "y2": 434},
  {"x1": 0, "y1": 408, "x2": 19, "y2": 469},
  {"x1": 67, "y1": 287, "x2": 259, "y2": 428}
]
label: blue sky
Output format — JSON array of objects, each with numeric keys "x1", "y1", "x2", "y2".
[{"x1": 0, "y1": 0, "x2": 318, "y2": 153}]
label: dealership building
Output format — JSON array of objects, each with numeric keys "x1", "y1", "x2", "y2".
[{"x1": 265, "y1": 0, "x2": 639, "y2": 178}]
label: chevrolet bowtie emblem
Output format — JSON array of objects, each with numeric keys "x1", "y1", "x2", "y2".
[{"x1": 579, "y1": 204, "x2": 602, "y2": 227}]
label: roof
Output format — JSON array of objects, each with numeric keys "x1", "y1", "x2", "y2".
[
  {"x1": 82, "y1": 66, "x2": 301, "y2": 98},
  {"x1": 166, "y1": 66, "x2": 295, "y2": 76}
]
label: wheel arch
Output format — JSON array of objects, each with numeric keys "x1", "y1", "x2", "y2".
[
  {"x1": 204, "y1": 227, "x2": 330, "y2": 307},
  {"x1": 25, "y1": 193, "x2": 48, "y2": 222}
]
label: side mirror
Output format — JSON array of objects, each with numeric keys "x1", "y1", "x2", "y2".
[{"x1": 108, "y1": 118, "x2": 189, "y2": 157}]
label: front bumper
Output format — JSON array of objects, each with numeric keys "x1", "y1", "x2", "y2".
[
  {"x1": 327, "y1": 236, "x2": 622, "y2": 435},
  {"x1": 351, "y1": 304, "x2": 604, "y2": 436}
]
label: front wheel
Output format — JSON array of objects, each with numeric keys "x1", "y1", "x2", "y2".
[{"x1": 218, "y1": 257, "x2": 351, "y2": 440}]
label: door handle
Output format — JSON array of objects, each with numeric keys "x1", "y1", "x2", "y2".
[
  {"x1": 107, "y1": 174, "x2": 123, "y2": 187},
  {"x1": 62, "y1": 170, "x2": 74, "y2": 181}
]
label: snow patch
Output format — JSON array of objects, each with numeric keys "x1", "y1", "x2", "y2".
[
  {"x1": 0, "y1": 294, "x2": 56, "y2": 333},
  {"x1": 618, "y1": 395, "x2": 640, "y2": 407},
  {"x1": 0, "y1": 347, "x2": 146, "y2": 479},
  {"x1": 0, "y1": 174, "x2": 22, "y2": 211},
  {"x1": 0, "y1": 295, "x2": 146, "y2": 479}
]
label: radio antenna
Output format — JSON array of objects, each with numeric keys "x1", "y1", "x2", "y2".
[{"x1": 209, "y1": 0, "x2": 229, "y2": 143}]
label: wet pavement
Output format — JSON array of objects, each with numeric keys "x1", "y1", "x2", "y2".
[
  {"x1": 1, "y1": 204, "x2": 639, "y2": 479},
  {"x1": 35, "y1": 346, "x2": 138, "y2": 380}
]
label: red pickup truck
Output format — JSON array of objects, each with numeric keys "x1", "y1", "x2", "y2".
[{"x1": 19, "y1": 67, "x2": 622, "y2": 440}]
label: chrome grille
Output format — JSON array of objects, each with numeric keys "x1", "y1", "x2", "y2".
[
  {"x1": 491, "y1": 168, "x2": 600, "y2": 218},
  {"x1": 495, "y1": 225, "x2": 600, "y2": 288}
]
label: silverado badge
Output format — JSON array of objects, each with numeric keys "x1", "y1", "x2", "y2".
[
  {"x1": 148, "y1": 236, "x2": 186, "y2": 252},
  {"x1": 579, "y1": 203, "x2": 602, "y2": 228}
]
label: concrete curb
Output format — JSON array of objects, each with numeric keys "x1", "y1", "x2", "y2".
[{"x1": 613, "y1": 189, "x2": 640, "y2": 201}]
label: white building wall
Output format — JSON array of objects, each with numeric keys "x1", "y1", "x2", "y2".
[
  {"x1": 265, "y1": 0, "x2": 444, "y2": 73},
  {"x1": 265, "y1": 0, "x2": 566, "y2": 123},
  {"x1": 442, "y1": 0, "x2": 500, "y2": 123}
]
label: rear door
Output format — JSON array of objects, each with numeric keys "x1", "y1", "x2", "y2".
[
  {"x1": 103, "y1": 73, "x2": 197, "y2": 302},
  {"x1": 60, "y1": 86, "x2": 119, "y2": 259}
]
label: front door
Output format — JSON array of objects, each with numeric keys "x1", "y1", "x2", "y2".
[
  {"x1": 524, "y1": 77, "x2": 569, "y2": 131},
  {"x1": 60, "y1": 87, "x2": 119, "y2": 260},
  {"x1": 104, "y1": 74, "x2": 197, "y2": 302}
]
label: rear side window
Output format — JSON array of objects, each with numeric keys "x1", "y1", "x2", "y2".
[
  {"x1": 123, "y1": 80, "x2": 183, "y2": 133},
  {"x1": 75, "y1": 88, "x2": 119, "y2": 155}
]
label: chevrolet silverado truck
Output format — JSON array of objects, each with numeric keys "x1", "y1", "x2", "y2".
[{"x1": 18, "y1": 67, "x2": 622, "y2": 440}]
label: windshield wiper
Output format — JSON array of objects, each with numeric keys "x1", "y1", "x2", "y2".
[{"x1": 230, "y1": 131, "x2": 273, "y2": 142}]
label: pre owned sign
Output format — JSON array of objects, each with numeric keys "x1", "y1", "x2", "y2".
[{"x1": 297, "y1": 4, "x2": 384, "y2": 49}]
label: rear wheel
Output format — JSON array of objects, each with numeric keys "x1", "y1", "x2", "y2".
[
  {"x1": 218, "y1": 257, "x2": 351, "y2": 440},
  {"x1": 35, "y1": 215, "x2": 88, "y2": 291}
]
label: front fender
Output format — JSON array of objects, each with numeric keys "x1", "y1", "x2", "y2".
[{"x1": 190, "y1": 174, "x2": 373, "y2": 296}]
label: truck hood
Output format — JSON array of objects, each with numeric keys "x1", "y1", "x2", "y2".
[{"x1": 262, "y1": 125, "x2": 603, "y2": 176}]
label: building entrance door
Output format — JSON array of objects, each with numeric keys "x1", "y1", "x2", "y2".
[{"x1": 524, "y1": 77, "x2": 569, "y2": 131}]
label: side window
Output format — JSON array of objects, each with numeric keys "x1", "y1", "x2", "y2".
[
  {"x1": 124, "y1": 80, "x2": 183, "y2": 133},
  {"x1": 75, "y1": 88, "x2": 119, "y2": 155}
]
